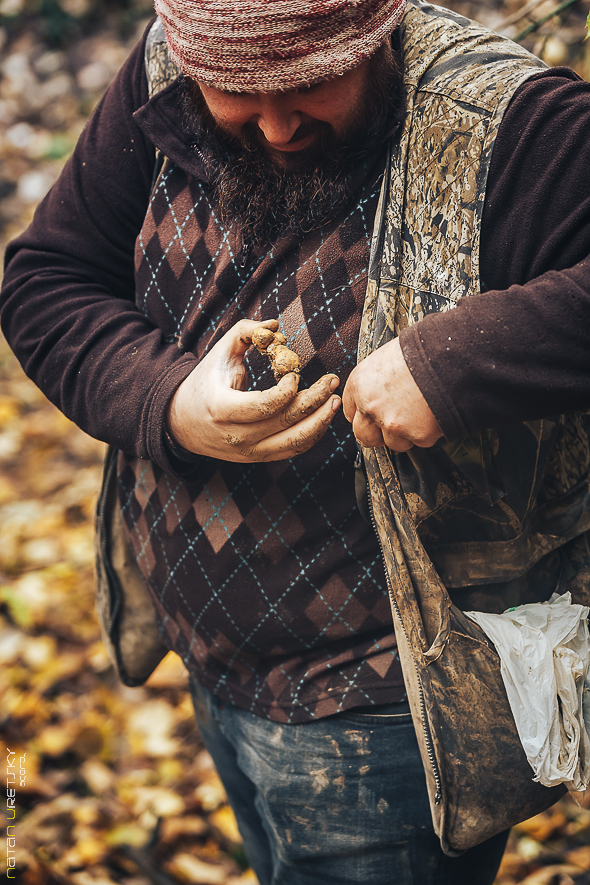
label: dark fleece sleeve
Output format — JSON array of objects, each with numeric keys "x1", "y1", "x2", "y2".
[
  {"x1": 0, "y1": 24, "x2": 198, "y2": 472},
  {"x1": 400, "y1": 69, "x2": 590, "y2": 440}
]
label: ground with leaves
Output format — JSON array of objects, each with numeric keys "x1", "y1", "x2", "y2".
[{"x1": 1, "y1": 1, "x2": 590, "y2": 884}]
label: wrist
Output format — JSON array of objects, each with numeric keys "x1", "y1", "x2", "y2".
[
  {"x1": 165, "y1": 384, "x2": 205, "y2": 459},
  {"x1": 163, "y1": 423, "x2": 203, "y2": 463}
]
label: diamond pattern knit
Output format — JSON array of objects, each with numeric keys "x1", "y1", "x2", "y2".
[{"x1": 119, "y1": 152, "x2": 405, "y2": 722}]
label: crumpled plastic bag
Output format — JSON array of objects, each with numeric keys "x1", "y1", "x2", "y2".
[{"x1": 465, "y1": 592, "x2": 590, "y2": 791}]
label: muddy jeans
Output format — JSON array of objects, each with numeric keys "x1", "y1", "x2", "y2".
[{"x1": 190, "y1": 680, "x2": 509, "y2": 885}]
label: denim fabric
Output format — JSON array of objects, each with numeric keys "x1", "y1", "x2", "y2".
[{"x1": 190, "y1": 680, "x2": 509, "y2": 885}]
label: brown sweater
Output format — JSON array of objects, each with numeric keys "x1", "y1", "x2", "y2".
[{"x1": 117, "y1": 139, "x2": 405, "y2": 721}]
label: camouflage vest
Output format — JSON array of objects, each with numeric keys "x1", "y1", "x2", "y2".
[
  {"x1": 141, "y1": 2, "x2": 590, "y2": 595},
  {"x1": 361, "y1": 1, "x2": 590, "y2": 592}
]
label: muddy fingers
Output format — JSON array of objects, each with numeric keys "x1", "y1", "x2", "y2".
[
  {"x1": 249, "y1": 395, "x2": 341, "y2": 461},
  {"x1": 226, "y1": 373, "x2": 340, "y2": 447},
  {"x1": 279, "y1": 375, "x2": 340, "y2": 428}
]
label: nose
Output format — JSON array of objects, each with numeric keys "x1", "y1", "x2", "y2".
[{"x1": 255, "y1": 95, "x2": 302, "y2": 146}]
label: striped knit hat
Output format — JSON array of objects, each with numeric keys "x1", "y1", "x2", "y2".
[{"x1": 154, "y1": 0, "x2": 407, "y2": 92}]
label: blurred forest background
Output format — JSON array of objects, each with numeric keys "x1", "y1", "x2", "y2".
[{"x1": 1, "y1": 1, "x2": 590, "y2": 883}]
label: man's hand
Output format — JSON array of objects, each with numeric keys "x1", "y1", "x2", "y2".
[
  {"x1": 342, "y1": 337, "x2": 442, "y2": 451},
  {"x1": 166, "y1": 319, "x2": 341, "y2": 462}
]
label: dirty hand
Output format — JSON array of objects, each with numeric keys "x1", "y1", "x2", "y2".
[
  {"x1": 342, "y1": 337, "x2": 443, "y2": 452},
  {"x1": 166, "y1": 319, "x2": 340, "y2": 462}
]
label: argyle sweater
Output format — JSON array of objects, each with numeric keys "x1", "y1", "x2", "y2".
[{"x1": 119, "y1": 147, "x2": 406, "y2": 722}]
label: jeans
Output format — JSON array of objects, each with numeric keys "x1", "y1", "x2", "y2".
[{"x1": 190, "y1": 680, "x2": 509, "y2": 885}]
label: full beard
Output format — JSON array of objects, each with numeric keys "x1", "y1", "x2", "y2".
[{"x1": 183, "y1": 43, "x2": 404, "y2": 248}]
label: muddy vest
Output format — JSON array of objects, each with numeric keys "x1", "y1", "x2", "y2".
[{"x1": 360, "y1": 0, "x2": 590, "y2": 593}]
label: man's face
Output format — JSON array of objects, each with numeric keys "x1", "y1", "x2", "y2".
[
  {"x1": 196, "y1": 57, "x2": 373, "y2": 170},
  {"x1": 184, "y1": 42, "x2": 403, "y2": 245}
]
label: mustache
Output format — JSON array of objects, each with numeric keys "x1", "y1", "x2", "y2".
[
  {"x1": 239, "y1": 119, "x2": 338, "y2": 170},
  {"x1": 203, "y1": 113, "x2": 336, "y2": 169},
  {"x1": 248, "y1": 119, "x2": 328, "y2": 146}
]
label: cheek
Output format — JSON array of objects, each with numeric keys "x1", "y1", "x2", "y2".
[
  {"x1": 199, "y1": 87, "x2": 255, "y2": 132},
  {"x1": 205, "y1": 106, "x2": 259, "y2": 144},
  {"x1": 304, "y1": 84, "x2": 366, "y2": 133},
  {"x1": 208, "y1": 106, "x2": 251, "y2": 134}
]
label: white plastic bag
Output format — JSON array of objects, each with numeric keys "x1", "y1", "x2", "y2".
[{"x1": 465, "y1": 592, "x2": 590, "y2": 791}]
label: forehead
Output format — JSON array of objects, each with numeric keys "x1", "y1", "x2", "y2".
[{"x1": 198, "y1": 55, "x2": 373, "y2": 102}]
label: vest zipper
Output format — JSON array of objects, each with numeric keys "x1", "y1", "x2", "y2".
[{"x1": 363, "y1": 452, "x2": 443, "y2": 806}]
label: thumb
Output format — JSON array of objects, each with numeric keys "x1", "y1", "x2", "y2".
[
  {"x1": 341, "y1": 380, "x2": 357, "y2": 425},
  {"x1": 210, "y1": 319, "x2": 279, "y2": 389},
  {"x1": 217, "y1": 319, "x2": 279, "y2": 361}
]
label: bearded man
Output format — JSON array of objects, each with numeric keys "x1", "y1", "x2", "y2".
[{"x1": 2, "y1": 0, "x2": 590, "y2": 882}]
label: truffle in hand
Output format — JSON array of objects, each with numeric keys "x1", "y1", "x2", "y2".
[{"x1": 251, "y1": 326, "x2": 301, "y2": 380}]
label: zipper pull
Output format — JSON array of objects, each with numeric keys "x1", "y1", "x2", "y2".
[{"x1": 239, "y1": 240, "x2": 251, "y2": 268}]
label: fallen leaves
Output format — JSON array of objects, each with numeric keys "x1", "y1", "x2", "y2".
[
  {"x1": 167, "y1": 853, "x2": 229, "y2": 885},
  {"x1": 0, "y1": 333, "x2": 258, "y2": 883},
  {"x1": 497, "y1": 800, "x2": 590, "y2": 884}
]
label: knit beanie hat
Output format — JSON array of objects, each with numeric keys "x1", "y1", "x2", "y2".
[{"x1": 154, "y1": 0, "x2": 407, "y2": 92}]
